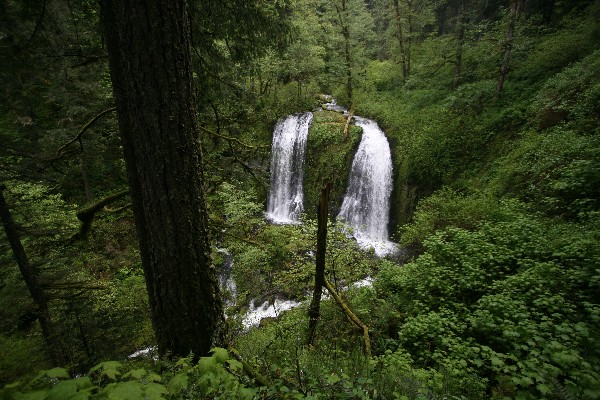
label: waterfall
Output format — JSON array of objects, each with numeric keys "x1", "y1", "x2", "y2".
[
  {"x1": 338, "y1": 116, "x2": 397, "y2": 256},
  {"x1": 267, "y1": 112, "x2": 313, "y2": 223}
]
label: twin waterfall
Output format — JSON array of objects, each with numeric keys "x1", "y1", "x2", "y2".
[{"x1": 267, "y1": 106, "x2": 396, "y2": 256}]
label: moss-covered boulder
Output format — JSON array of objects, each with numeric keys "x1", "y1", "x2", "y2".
[{"x1": 304, "y1": 111, "x2": 362, "y2": 217}]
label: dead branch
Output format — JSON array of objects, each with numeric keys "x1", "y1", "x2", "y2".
[
  {"x1": 56, "y1": 107, "x2": 117, "y2": 156},
  {"x1": 324, "y1": 277, "x2": 371, "y2": 358},
  {"x1": 198, "y1": 124, "x2": 266, "y2": 150},
  {"x1": 343, "y1": 113, "x2": 353, "y2": 141}
]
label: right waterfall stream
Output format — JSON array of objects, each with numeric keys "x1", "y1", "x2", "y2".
[{"x1": 337, "y1": 115, "x2": 397, "y2": 257}]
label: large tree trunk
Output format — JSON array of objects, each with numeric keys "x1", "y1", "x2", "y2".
[
  {"x1": 0, "y1": 184, "x2": 64, "y2": 365},
  {"x1": 98, "y1": 0, "x2": 223, "y2": 358}
]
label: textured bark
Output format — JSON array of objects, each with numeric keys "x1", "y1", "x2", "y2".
[
  {"x1": 98, "y1": 0, "x2": 223, "y2": 358},
  {"x1": 0, "y1": 184, "x2": 64, "y2": 365},
  {"x1": 307, "y1": 182, "x2": 331, "y2": 346}
]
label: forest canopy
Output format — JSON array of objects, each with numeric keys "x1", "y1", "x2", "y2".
[{"x1": 1, "y1": 0, "x2": 599, "y2": 399}]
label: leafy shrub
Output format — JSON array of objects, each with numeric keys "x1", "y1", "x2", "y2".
[
  {"x1": 486, "y1": 129, "x2": 600, "y2": 219},
  {"x1": 376, "y1": 212, "x2": 600, "y2": 399},
  {"x1": 398, "y1": 188, "x2": 524, "y2": 249},
  {"x1": 532, "y1": 49, "x2": 600, "y2": 131}
]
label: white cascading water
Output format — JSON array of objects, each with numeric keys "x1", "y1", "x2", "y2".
[
  {"x1": 338, "y1": 116, "x2": 397, "y2": 256},
  {"x1": 266, "y1": 112, "x2": 313, "y2": 223}
]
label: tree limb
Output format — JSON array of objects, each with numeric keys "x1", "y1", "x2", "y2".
[
  {"x1": 56, "y1": 107, "x2": 117, "y2": 156},
  {"x1": 198, "y1": 124, "x2": 266, "y2": 150},
  {"x1": 343, "y1": 113, "x2": 353, "y2": 141},
  {"x1": 76, "y1": 189, "x2": 129, "y2": 239},
  {"x1": 323, "y1": 277, "x2": 371, "y2": 358}
]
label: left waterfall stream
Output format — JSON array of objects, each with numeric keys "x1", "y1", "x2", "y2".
[
  {"x1": 266, "y1": 112, "x2": 313, "y2": 224},
  {"x1": 217, "y1": 113, "x2": 313, "y2": 328}
]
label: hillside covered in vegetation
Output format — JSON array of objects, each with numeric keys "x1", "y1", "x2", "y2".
[{"x1": 1, "y1": 0, "x2": 599, "y2": 399}]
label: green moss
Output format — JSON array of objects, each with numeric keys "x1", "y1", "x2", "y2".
[{"x1": 304, "y1": 111, "x2": 361, "y2": 216}]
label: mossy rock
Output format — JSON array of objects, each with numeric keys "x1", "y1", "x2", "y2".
[{"x1": 304, "y1": 111, "x2": 362, "y2": 217}]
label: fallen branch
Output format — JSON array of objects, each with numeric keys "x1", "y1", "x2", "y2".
[
  {"x1": 323, "y1": 277, "x2": 371, "y2": 358},
  {"x1": 103, "y1": 203, "x2": 132, "y2": 213},
  {"x1": 228, "y1": 348, "x2": 271, "y2": 387}
]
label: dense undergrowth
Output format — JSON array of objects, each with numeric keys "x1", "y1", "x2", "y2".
[{"x1": 2, "y1": 0, "x2": 600, "y2": 399}]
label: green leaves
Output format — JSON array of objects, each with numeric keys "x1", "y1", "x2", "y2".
[{"x1": 89, "y1": 361, "x2": 123, "y2": 383}]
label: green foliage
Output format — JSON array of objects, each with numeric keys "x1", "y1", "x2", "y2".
[
  {"x1": 399, "y1": 188, "x2": 524, "y2": 249},
  {"x1": 376, "y1": 209, "x2": 600, "y2": 399},
  {"x1": 531, "y1": 49, "x2": 600, "y2": 132},
  {"x1": 486, "y1": 129, "x2": 600, "y2": 219},
  {"x1": 1, "y1": 349, "x2": 260, "y2": 400},
  {"x1": 0, "y1": 334, "x2": 51, "y2": 385}
]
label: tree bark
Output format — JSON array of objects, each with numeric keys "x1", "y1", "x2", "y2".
[
  {"x1": 98, "y1": 0, "x2": 224, "y2": 358},
  {"x1": 0, "y1": 184, "x2": 64, "y2": 365},
  {"x1": 307, "y1": 182, "x2": 331, "y2": 346}
]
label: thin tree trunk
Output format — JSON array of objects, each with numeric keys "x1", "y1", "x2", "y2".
[
  {"x1": 307, "y1": 182, "x2": 331, "y2": 346},
  {"x1": 99, "y1": 0, "x2": 224, "y2": 358},
  {"x1": 336, "y1": 0, "x2": 353, "y2": 104},
  {"x1": 79, "y1": 155, "x2": 92, "y2": 202},
  {"x1": 0, "y1": 184, "x2": 64, "y2": 365},
  {"x1": 393, "y1": 0, "x2": 408, "y2": 82},
  {"x1": 496, "y1": 0, "x2": 521, "y2": 96},
  {"x1": 342, "y1": 0, "x2": 353, "y2": 104},
  {"x1": 406, "y1": 0, "x2": 413, "y2": 77},
  {"x1": 453, "y1": 0, "x2": 466, "y2": 89}
]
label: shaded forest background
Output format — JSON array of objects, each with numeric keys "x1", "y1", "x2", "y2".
[{"x1": 1, "y1": 0, "x2": 599, "y2": 398}]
